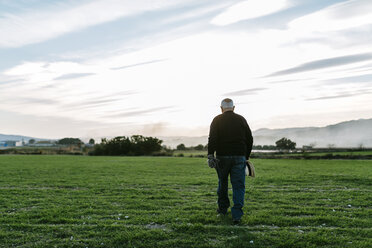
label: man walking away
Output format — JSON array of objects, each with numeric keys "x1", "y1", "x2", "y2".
[{"x1": 207, "y1": 98, "x2": 253, "y2": 224}]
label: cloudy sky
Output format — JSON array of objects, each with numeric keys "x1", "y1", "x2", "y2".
[{"x1": 1, "y1": 0, "x2": 372, "y2": 139}]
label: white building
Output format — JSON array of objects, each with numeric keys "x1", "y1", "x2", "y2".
[{"x1": 0, "y1": 140, "x2": 17, "y2": 147}]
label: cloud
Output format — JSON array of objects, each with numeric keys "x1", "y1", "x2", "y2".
[
  {"x1": 325, "y1": 73, "x2": 372, "y2": 85},
  {"x1": 267, "y1": 78, "x2": 313, "y2": 84},
  {"x1": 54, "y1": 73, "x2": 96, "y2": 80},
  {"x1": 2, "y1": 0, "x2": 372, "y2": 138},
  {"x1": 14, "y1": 97, "x2": 60, "y2": 105},
  {"x1": 158, "y1": 2, "x2": 231, "y2": 26},
  {"x1": 289, "y1": 0, "x2": 372, "y2": 33},
  {"x1": 99, "y1": 90, "x2": 139, "y2": 98},
  {"x1": 0, "y1": 78, "x2": 24, "y2": 85},
  {"x1": 106, "y1": 106, "x2": 174, "y2": 118},
  {"x1": 267, "y1": 53, "x2": 372, "y2": 77},
  {"x1": 306, "y1": 91, "x2": 372, "y2": 101},
  {"x1": 224, "y1": 88, "x2": 267, "y2": 96},
  {"x1": 211, "y1": 0, "x2": 290, "y2": 26},
  {"x1": 0, "y1": 0, "x2": 193, "y2": 48},
  {"x1": 111, "y1": 59, "x2": 167, "y2": 70},
  {"x1": 62, "y1": 91, "x2": 138, "y2": 110},
  {"x1": 63, "y1": 99, "x2": 122, "y2": 110}
]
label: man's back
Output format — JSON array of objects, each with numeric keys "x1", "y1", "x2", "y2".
[
  {"x1": 208, "y1": 111, "x2": 253, "y2": 158},
  {"x1": 207, "y1": 98, "x2": 253, "y2": 224}
]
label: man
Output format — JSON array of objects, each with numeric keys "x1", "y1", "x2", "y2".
[{"x1": 207, "y1": 98, "x2": 253, "y2": 224}]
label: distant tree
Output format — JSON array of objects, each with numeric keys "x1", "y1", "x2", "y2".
[
  {"x1": 162, "y1": 145, "x2": 172, "y2": 152},
  {"x1": 253, "y1": 145, "x2": 263, "y2": 150},
  {"x1": 309, "y1": 142, "x2": 316, "y2": 148},
  {"x1": 262, "y1": 145, "x2": 277, "y2": 150},
  {"x1": 130, "y1": 135, "x2": 163, "y2": 155},
  {"x1": 36, "y1": 140, "x2": 52, "y2": 144},
  {"x1": 91, "y1": 135, "x2": 162, "y2": 156},
  {"x1": 89, "y1": 138, "x2": 95, "y2": 145},
  {"x1": 275, "y1": 137, "x2": 296, "y2": 150},
  {"x1": 327, "y1": 144, "x2": 335, "y2": 149},
  {"x1": 29, "y1": 139, "x2": 35, "y2": 144},
  {"x1": 57, "y1": 138, "x2": 84, "y2": 146},
  {"x1": 176, "y1": 143, "x2": 186, "y2": 150},
  {"x1": 194, "y1": 144, "x2": 204, "y2": 151},
  {"x1": 262, "y1": 145, "x2": 269, "y2": 150}
]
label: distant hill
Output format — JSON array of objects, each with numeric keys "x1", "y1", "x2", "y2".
[
  {"x1": 161, "y1": 118, "x2": 372, "y2": 148},
  {"x1": 2, "y1": 118, "x2": 372, "y2": 148},
  {"x1": 0, "y1": 134, "x2": 37, "y2": 142},
  {"x1": 254, "y1": 118, "x2": 372, "y2": 148}
]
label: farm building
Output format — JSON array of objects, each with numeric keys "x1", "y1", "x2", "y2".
[{"x1": 0, "y1": 140, "x2": 17, "y2": 147}]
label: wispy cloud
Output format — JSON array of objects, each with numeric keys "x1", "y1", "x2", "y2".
[
  {"x1": 54, "y1": 73, "x2": 96, "y2": 80},
  {"x1": 159, "y1": 2, "x2": 231, "y2": 26},
  {"x1": 2, "y1": 0, "x2": 372, "y2": 138},
  {"x1": 63, "y1": 99, "x2": 122, "y2": 110},
  {"x1": 224, "y1": 88, "x2": 266, "y2": 96},
  {"x1": 325, "y1": 73, "x2": 372, "y2": 85},
  {"x1": 211, "y1": 0, "x2": 290, "y2": 26},
  {"x1": 111, "y1": 59, "x2": 167, "y2": 70},
  {"x1": 0, "y1": 0, "x2": 194, "y2": 48},
  {"x1": 13, "y1": 97, "x2": 60, "y2": 105},
  {"x1": 267, "y1": 53, "x2": 372, "y2": 77},
  {"x1": 106, "y1": 106, "x2": 174, "y2": 118},
  {"x1": 289, "y1": 0, "x2": 372, "y2": 33},
  {"x1": 0, "y1": 78, "x2": 24, "y2": 85},
  {"x1": 267, "y1": 78, "x2": 313, "y2": 84},
  {"x1": 306, "y1": 90, "x2": 372, "y2": 101},
  {"x1": 62, "y1": 91, "x2": 138, "y2": 110}
]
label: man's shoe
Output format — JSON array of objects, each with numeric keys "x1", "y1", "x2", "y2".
[
  {"x1": 217, "y1": 208, "x2": 227, "y2": 215},
  {"x1": 233, "y1": 219, "x2": 241, "y2": 225}
]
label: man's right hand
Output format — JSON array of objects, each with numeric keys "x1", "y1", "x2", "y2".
[{"x1": 207, "y1": 154, "x2": 219, "y2": 168}]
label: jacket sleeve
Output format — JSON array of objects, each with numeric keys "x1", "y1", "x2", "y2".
[
  {"x1": 208, "y1": 117, "x2": 218, "y2": 155},
  {"x1": 245, "y1": 121, "x2": 253, "y2": 159}
]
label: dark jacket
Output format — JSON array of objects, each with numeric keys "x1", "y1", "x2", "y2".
[{"x1": 208, "y1": 111, "x2": 253, "y2": 159}]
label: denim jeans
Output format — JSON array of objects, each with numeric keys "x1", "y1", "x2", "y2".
[{"x1": 216, "y1": 155, "x2": 246, "y2": 220}]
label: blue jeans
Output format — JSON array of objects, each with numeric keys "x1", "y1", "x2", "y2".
[{"x1": 216, "y1": 156, "x2": 246, "y2": 220}]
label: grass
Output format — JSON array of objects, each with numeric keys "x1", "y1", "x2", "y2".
[
  {"x1": 303, "y1": 151, "x2": 372, "y2": 156},
  {"x1": 173, "y1": 150, "x2": 206, "y2": 157},
  {"x1": 277, "y1": 150, "x2": 372, "y2": 156},
  {"x1": 0, "y1": 155, "x2": 371, "y2": 247}
]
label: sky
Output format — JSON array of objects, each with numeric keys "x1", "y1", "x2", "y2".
[{"x1": 1, "y1": 0, "x2": 372, "y2": 139}]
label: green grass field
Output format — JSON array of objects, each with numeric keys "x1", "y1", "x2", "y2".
[
  {"x1": 277, "y1": 150, "x2": 372, "y2": 157},
  {"x1": 0, "y1": 156, "x2": 371, "y2": 247},
  {"x1": 173, "y1": 149, "x2": 372, "y2": 158},
  {"x1": 173, "y1": 150, "x2": 206, "y2": 157}
]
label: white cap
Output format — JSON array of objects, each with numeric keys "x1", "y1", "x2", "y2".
[{"x1": 221, "y1": 98, "x2": 234, "y2": 109}]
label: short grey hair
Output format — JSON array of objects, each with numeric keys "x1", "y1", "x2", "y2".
[{"x1": 221, "y1": 98, "x2": 234, "y2": 110}]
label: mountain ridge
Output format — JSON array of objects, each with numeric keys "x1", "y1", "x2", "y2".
[
  {"x1": 253, "y1": 118, "x2": 372, "y2": 148},
  {"x1": 161, "y1": 118, "x2": 372, "y2": 148},
  {"x1": 1, "y1": 118, "x2": 371, "y2": 148}
]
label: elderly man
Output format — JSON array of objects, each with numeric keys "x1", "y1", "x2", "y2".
[{"x1": 207, "y1": 98, "x2": 253, "y2": 224}]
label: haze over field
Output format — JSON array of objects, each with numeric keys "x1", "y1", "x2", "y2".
[
  {"x1": 161, "y1": 118, "x2": 372, "y2": 148},
  {"x1": 1, "y1": 0, "x2": 372, "y2": 139},
  {"x1": 2, "y1": 118, "x2": 371, "y2": 148}
]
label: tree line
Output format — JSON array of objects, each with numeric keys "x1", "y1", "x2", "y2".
[
  {"x1": 176, "y1": 137, "x2": 297, "y2": 151},
  {"x1": 26, "y1": 136, "x2": 297, "y2": 156},
  {"x1": 90, "y1": 135, "x2": 163, "y2": 156},
  {"x1": 176, "y1": 143, "x2": 207, "y2": 151}
]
